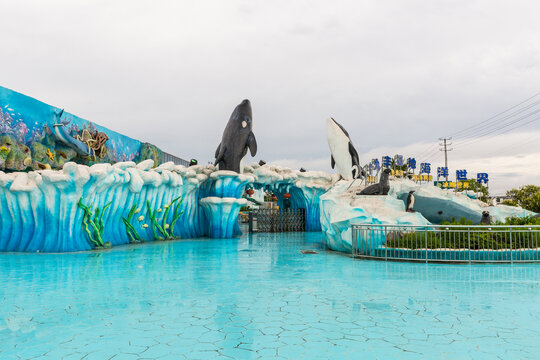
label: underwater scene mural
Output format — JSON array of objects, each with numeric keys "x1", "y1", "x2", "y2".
[{"x1": 0, "y1": 85, "x2": 163, "y2": 171}]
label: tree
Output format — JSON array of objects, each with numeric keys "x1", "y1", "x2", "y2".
[
  {"x1": 503, "y1": 185, "x2": 540, "y2": 213},
  {"x1": 456, "y1": 179, "x2": 489, "y2": 203}
]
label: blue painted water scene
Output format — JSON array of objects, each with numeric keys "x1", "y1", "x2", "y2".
[{"x1": 2, "y1": 1, "x2": 540, "y2": 359}]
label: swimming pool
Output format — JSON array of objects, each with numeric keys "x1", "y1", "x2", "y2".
[{"x1": 1, "y1": 231, "x2": 540, "y2": 359}]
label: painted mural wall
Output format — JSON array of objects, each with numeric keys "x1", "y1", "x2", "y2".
[{"x1": 0, "y1": 85, "x2": 163, "y2": 171}]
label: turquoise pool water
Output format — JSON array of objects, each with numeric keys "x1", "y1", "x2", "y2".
[{"x1": 1, "y1": 231, "x2": 540, "y2": 359}]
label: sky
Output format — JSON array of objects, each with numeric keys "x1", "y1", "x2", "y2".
[{"x1": 1, "y1": 0, "x2": 539, "y2": 194}]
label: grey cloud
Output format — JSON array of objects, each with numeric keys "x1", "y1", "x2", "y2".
[{"x1": 0, "y1": 0, "x2": 539, "y2": 192}]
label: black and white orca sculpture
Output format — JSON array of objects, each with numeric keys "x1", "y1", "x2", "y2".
[
  {"x1": 326, "y1": 117, "x2": 364, "y2": 180},
  {"x1": 214, "y1": 99, "x2": 258, "y2": 173}
]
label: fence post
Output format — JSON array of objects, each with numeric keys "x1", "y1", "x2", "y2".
[
  {"x1": 509, "y1": 228, "x2": 513, "y2": 264},
  {"x1": 425, "y1": 227, "x2": 428, "y2": 263},
  {"x1": 468, "y1": 227, "x2": 471, "y2": 264},
  {"x1": 351, "y1": 226, "x2": 355, "y2": 257},
  {"x1": 384, "y1": 225, "x2": 388, "y2": 261},
  {"x1": 351, "y1": 225, "x2": 358, "y2": 257}
]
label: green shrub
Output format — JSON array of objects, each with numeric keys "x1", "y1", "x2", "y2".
[
  {"x1": 501, "y1": 215, "x2": 540, "y2": 226},
  {"x1": 441, "y1": 217, "x2": 474, "y2": 225}
]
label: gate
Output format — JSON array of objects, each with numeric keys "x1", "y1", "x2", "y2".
[{"x1": 249, "y1": 209, "x2": 305, "y2": 232}]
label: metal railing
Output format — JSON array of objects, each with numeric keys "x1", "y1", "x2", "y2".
[
  {"x1": 161, "y1": 151, "x2": 190, "y2": 167},
  {"x1": 351, "y1": 224, "x2": 540, "y2": 263},
  {"x1": 249, "y1": 209, "x2": 305, "y2": 233}
]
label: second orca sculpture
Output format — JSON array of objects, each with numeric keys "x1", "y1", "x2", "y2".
[
  {"x1": 326, "y1": 117, "x2": 364, "y2": 180},
  {"x1": 214, "y1": 99, "x2": 258, "y2": 173}
]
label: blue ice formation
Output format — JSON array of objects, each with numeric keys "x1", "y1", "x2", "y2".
[
  {"x1": 0, "y1": 160, "x2": 270, "y2": 251},
  {"x1": 0, "y1": 160, "x2": 210, "y2": 252},
  {"x1": 207, "y1": 171, "x2": 254, "y2": 198},
  {"x1": 200, "y1": 171, "x2": 254, "y2": 238},
  {"x1": 201, "y1": 197, "x2": 248, "y2": 238},
  {"x1": 245, "y1": 164, "x2": 337, "y2": 231},
  {"x1": 0, "y1": 160, "x2": 337, "y2": 252},
  {"x1": 320, "y1": 178, "x2": 536, "y2": 252}
]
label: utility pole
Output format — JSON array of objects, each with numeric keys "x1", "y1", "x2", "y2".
[{"x1": 439, "y1": 137, "x2": 453, "y2": 181}]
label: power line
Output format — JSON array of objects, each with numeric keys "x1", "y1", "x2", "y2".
[
  {"x1": 489, "y1": 132, "x2": 540, "y2": 158},
  {"x1": 417, "y1": 146, "x2": 439, "y2": 161},
  {"x1": 453, "y1": 100, "x2": 540, "y2": 140},
  {"x1": 414, "y1": 142, "x2": 439, "y2": 159},
  {"x1": 388, "y1": 91, "x2": 540, "y2": 172},
  {"x1": 453, "y1": 98, "x2": 540, "y2": 139},
  {"x1": 447, "y1": 91, "x2": 540, "y2": 138},
  {"x1": 453, "y1": 114, "x2": 540, "y2": 150},
  {"x1": 453, "y1": 107, "x2": 540, "y2": 147}
]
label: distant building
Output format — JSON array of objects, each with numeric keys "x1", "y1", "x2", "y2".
[{"x1": 489, "y1": 195, "x2": 512, "y2": 205}]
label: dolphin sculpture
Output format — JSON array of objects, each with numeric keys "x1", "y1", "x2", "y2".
[
  {"x1": 214, "y1": 99, "x2": 257, "y2": 172},
  {"x1": 326, "y1": 117, "x2": 364, "y2": 180},
  {"x1": 52, "y1": 109, "x2": 90, "y2": 156}
]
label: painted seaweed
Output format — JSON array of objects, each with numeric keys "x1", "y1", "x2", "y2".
[
  {"x1": 122, "y1": 204, "x2": 143, "y2": 243},
  {"x1": 77, "y1": 197, "x2": 113, "y2": 249},
  {"x1": 146, "y1": 195, "x2": 183, "y2": 240}
]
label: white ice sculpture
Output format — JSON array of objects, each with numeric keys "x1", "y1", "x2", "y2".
[
  {"x1": 200, "y1": 197, "x2": 248, "y2": 238},
  {"x1": 320, "y1": 180, "x2": 430, "y2": 252},
  {"x1": 320, "y1": 178, "x2": 536, "y2": 252},
  {"x1": 199, "y1": 171, "x2": 254, "y2": 238},
  {"x1": 248, "y1": 164, "x2": 337, "y2": 231}
]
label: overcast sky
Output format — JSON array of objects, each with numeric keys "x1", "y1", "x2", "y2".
[{"x1": 1, "y1": 0, "x2": 539, "y2": 194}]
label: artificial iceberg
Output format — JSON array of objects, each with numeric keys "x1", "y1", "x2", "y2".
[
  {"x1": 0, "y1": 160, "x2": 210, "y2": 252},
  {"x1": 0, "y1": 161, "x2": 338, "y2": 252},
  {"x1": 0, "y1": 159, "x2": 535, "y2": 253},
  {"x1": 246, "y1": 164, "x2": 337, "y2": 231},
  {"x1": 320, "y1": 177, "x2": 536, "y2": 252}
]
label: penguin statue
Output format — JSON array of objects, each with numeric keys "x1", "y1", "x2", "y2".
[
  {"x1": 480, "y1": 211, "x2": 491, "y2": 225},
  {"x1": 406, "y1": 191, "x2": 415, "y2": 212}
]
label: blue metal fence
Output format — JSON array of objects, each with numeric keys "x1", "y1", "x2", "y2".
[{"x1": 352, "y1": 224, "x2": 540, "y2": 263}]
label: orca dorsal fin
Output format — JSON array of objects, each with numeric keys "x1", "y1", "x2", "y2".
[
  {"x1": 348, "y1": 142, "x2": 360, "y2": 167},
  {"x1": 331, "y1": 155, "x2": 335, "y2": 169}
]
